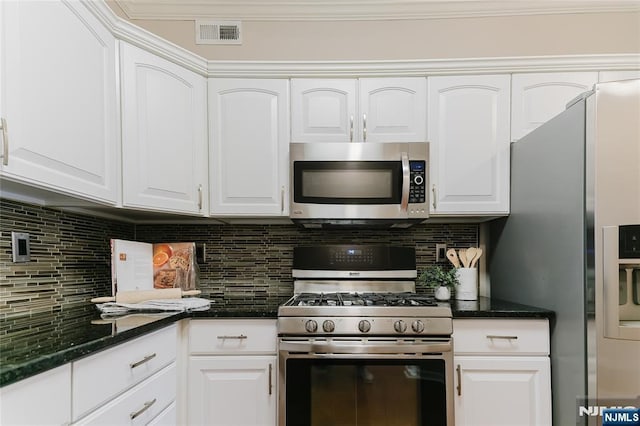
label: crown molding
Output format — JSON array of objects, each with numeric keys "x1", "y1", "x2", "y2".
[
  {"x1": 205, "y1": 55, "x2": 640, "y2": 78},
  {"x1": 112, "y1": 0, "x2": 640, "y2": 21},
  {"x1": 82, "y1": 1, "x2": 640, "y2": 78},
  {"x1": 82, "y1": 0, "x2": 208, "y2": 76}
]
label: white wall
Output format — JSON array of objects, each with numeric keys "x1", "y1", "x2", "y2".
[{"x1": 106, "y1": 2, "x2": 639, "y2": 61}]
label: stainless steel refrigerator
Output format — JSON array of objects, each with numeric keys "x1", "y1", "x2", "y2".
[{"x1": 489, "y1": 79, "x2": 640, "y2": 425}]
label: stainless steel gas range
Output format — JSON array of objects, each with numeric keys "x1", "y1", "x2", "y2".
[{"x1": 278, "y1": 245, "x2": 454, "y2": 426}]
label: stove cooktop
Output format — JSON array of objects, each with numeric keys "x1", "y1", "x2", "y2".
[{"x1": 284, "y1": 292, "x2": 439, "y2": 307}]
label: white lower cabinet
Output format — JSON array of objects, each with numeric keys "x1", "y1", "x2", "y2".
[
  {"x1": 187, "y1": 319, "x2": 277, "y2": 426},
  {"x1": 0, "y1": 364, "x2": 71, "y2": 425},
  {"x1": 72, "y1": 324, "x2": 178, "y2": 424},
  {"x1": 73, "y1": 363, "x2": 176, "y2": 425},
  {"x1": 452, "y1": 319, "x2": 552, "y2": 426}
]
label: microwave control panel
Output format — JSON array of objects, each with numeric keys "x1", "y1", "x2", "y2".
[{"x1": 409, "y1": 161, "x2": 426, "y2": 204}]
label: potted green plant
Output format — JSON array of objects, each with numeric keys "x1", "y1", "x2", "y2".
[{"x1": 418, "y1": 265, "x2": 459, "y2": 301}]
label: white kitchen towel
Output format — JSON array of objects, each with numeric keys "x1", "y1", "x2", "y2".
[{"x1": 96, "y1": 297, "x2": 211, "y2": 315}]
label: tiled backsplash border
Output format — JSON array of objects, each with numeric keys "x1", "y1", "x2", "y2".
[{"x1": 1, "y1": 199, "x2": 478, "y2": 317}]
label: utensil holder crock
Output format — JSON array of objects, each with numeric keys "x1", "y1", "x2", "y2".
[{"x1": 456, "y1": 268, "x2": 478, "y2": 300}]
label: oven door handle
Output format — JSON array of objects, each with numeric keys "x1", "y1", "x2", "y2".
[
  {"x1": 400, "y1": 152, "x2": 410, "y2": 212},
  {"x1": 279, "y1": 339, "x2": 451, "y2": 355}
]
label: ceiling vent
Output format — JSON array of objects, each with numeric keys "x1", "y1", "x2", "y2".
[{"x1": 196, "y1": 20, "x2": 242, "y2": 45}]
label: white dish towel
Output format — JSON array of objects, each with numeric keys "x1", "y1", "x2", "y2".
[{"x1": 97, "y1": 297, "x2": 211, "y2": 315}]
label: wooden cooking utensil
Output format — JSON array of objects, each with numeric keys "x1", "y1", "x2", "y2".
[
  {"x1": 471, "y1": 248, "x2": 483, "y2": 268},
  {"x1": 465, "y1": 247, "x2": 478, "y2": 268},
  {"x1": 458, "y1": 249, "x2": 469, "y2": 268},
  {"x1": 446, "y1": 248, "x2": 461, "y2": 268},
  {"x1": 91, "y1": 288, "x2": 201, "y2": 304}
]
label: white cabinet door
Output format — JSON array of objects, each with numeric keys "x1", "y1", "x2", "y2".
[
  {"x1": 0, "y1": 364, "x2": 71, "y2": 425},
  {"x1": 188, "y1": 356, "x2": 277, "y2": 426},
  {"x1": 0, "y1": 0, "x2": 119, "y2": 204},
  {"x1": 359, "y1": 77, "x2": 427, "y2": 143},
  {"x1": 454, "y1": 356, "x2": 552, "y2": 426},
  {"x1": 598, "y1": 70, "x2": 640, "y2": 82},
  {"x1": 121, "y1": 43, "x2": 208, "y2": 215},
  {"x1": 290, "y1": 77, "x2": 426, "y2": 143},
  {"x1": 511, "y1": 72, "x2": 598, "y2": 141},
  {"x1": 428, "y1": 75, "x2": 511, "y2": 215},
  {"x1": 209, "y1": 79, "x2": 289, "y2": 216},
  {"x1": 290, "y1": 79, "x2": 357, "y2": 142}
]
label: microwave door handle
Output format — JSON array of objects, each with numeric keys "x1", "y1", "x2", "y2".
[{"x1": 401, "y1": 152, "x2": 410, "y2": 211}]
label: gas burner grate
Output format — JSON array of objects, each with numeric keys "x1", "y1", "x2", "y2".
[{"x1": 286, "y1": 292, "x2": 437, "y2": 307}]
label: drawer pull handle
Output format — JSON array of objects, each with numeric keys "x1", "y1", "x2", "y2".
[
  {"x1": 217, "y1": 334, "x2": 247, "y2": 340},
  {"x1": 269, "y1": 363, "x2": 273, "y2": 396},
  {"x1": 130, "y1": 353, "x2": 157, "y2": 369},
  {"x1": 130, "y1": 398, "x2": 157, "y2": 420},
  {"x1": 486, "y1": 335, "x2": 519, "y2": 340},
  {"x1": 456, "y1": 364, "x2": 461, "y2": 396}
]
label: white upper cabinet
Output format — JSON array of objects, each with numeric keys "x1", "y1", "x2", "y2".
[
  {"x1": 290, "y1": 79, "x2": 357, "y2": 143},
  {"x1": 209, "y1": 79, "x2": 290, "y2": 216},
  {"x1": 598, "y1": 70, "x2": 640, "y2": 82},
  {"x1": 120, "y1": 43, "x2": 208, "y2": 215},
  {"x1": 0, "y1": 0, "x2": 119, "y2": 204},
  {"x1": 428, "y1": 75, "x2": 511, "y2": 215},
  {"x1": 290, "y1": 78, "x2": 426, "y2": 143},
  {"x1": 511, "y1": 72, "x2": 598, "y2": 142},
  {"x1": 359, "y1": 78, "x2": 427, "y2": 142}
]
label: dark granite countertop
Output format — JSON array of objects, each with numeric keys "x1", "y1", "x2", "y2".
[
  {"x1": 1, "y1": 296, "x2": 551, "y2": 388},
  {"x1": 0, "y1": 302, "x2": 277, "y2": 388},
  {"x1": 451, "y1": 296, "x2": 555, "y2": 319}
]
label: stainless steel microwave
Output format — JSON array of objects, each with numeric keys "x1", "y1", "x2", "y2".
[{"x1": 290, "y1": 142, "x2": 429, "y2": 228}]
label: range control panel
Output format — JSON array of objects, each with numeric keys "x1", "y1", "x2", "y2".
[{"x1": 409, "y1": 161, "x2": 426, "y2": 204}]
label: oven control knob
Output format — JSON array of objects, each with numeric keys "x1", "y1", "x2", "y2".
[
  {"x1": 411, "y1": 320, "x2": 425, "y2": 333},
  {"x1": 323, "y1": 320, "x2": 335, "y2": 333},
  {"x1": 358, "y1": 320, "x2": 371, "y2": 333},
  {"x1": 305, "y1": 319, "x2": 318, "y2": 333},
  {"x1": 394, "y1": 320, "x2": 407, "y2": 333}
]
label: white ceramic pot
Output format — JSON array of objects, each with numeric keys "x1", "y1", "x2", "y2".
[{"x1": 434, "y1": 285, "x2": 451, "y2": 301}]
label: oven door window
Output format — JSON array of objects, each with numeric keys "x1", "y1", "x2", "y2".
[
  {"x1": 293, "y1": 161, "x2": 402, "y2": 204},
  {"x1": 285, "y1": 358, "x2": 447, "y2": 426}
]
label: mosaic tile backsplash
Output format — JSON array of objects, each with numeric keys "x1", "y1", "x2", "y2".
[{"x1": 1, "y1": 199, "x2": 478, "y2": 317}]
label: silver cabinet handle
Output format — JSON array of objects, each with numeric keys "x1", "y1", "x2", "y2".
[
  {"x1": 400, "y1": 152, "x2": 409, "y2": 212},
  {"x1": 349, "y1": 115, "x2": 354, "y2": 142},
  {"x1": 281, "y1": 186, "x2": 285, "y2": 213},
  {"x1": 268, "y1": 363, "x2": 273, "y2": 396},
  {"x1": 217, "y1": 334, "x2": 247, "y2": 340},
  {"x1": 1, "y1": 118, "x2": 8, "y2": 166},
  {"x1": 130, "y1": 353, "x2": 156, "y2": 369},
  {"x1": 362, "y1": 113, "x2": 367, "y2": 142},
  {"x1": 486, "y1": 335, "x2": 519, "y2": 340},
  {"x1": 431, "y1": 184, "x2": 437, "y2": 210},
  {"x1": 456, "y1": 364, "x2": 462, "y2": 396},
  {"x1": 197, "y1": 184, "x2": 203, "y2": 211},
  {"x1": 130, "y1": 398, "x2": 157, "y2": 420}
]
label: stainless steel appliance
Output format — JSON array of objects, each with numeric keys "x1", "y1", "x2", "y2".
[
  {"x1": 290, "y1": 142, "x2": 429, "y2": 227},
  {"x1": 489, "y1": 79, "x2": 640, "y2": 425},
  {"x1": 278, "y1": 245, "x2": 454, "y2": 426}
]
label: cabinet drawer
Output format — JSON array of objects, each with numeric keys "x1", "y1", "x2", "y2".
[
  {"x1": 453, "y1": 319, "x2": 549, "y2": 355},
  {"x1": 72, "y1": 324, "x2": 177, "y2": 420},
  {"x1": 189, "y1": 319, "x2": 277, "y2": 354},
  {"x1": 74, "y1": 363, "x2": 176, "y2": 425}
]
